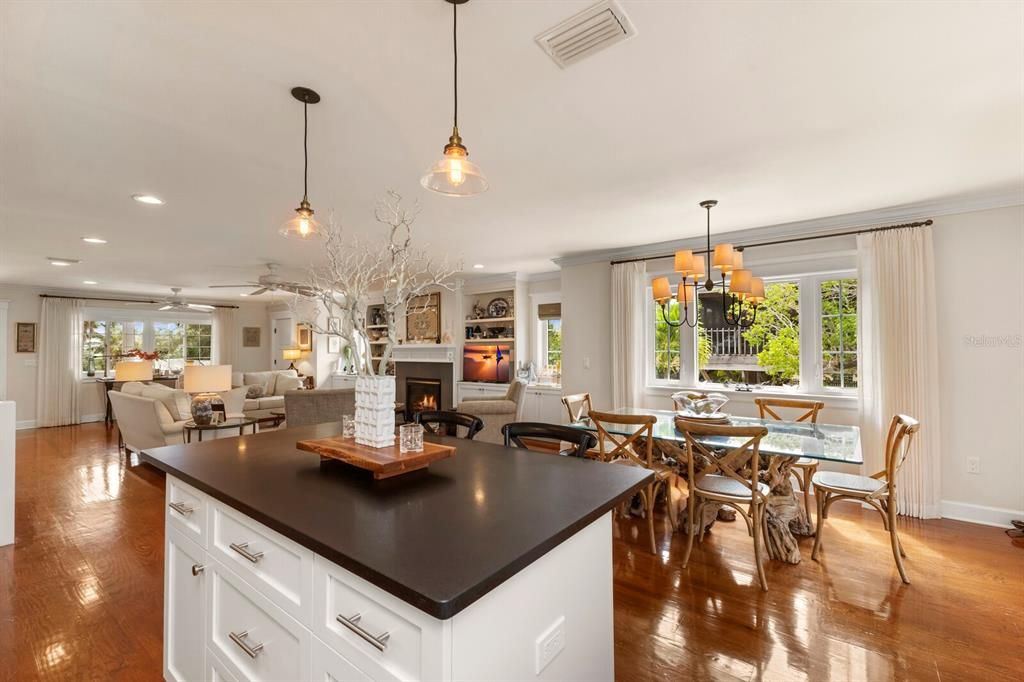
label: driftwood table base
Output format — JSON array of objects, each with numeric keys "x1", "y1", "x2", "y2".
[{"x1": 646, "y1": 437, "x2": 814, "y2": 564}]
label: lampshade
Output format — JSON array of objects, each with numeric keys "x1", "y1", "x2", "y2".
[
  {"x1": 282, "y1": 348, "x2": 302, "y2": 361},
  {"x1": 690, "y1": 254, "x2": 706, "y2": 279},
  {"x1": 748, "y1": 277, "x2": 766, "y2": 304},
  {"x1": 421, "y1": 145, "x2": 489, "y2": 197},
  {"x1": 183, "y1": 365, "x2": 232, "y2": 394},
  {"x1": 115, "y1": 360, "x2": 153, "y2": 382},
  {"x1": 652, "y1": 276, "x2": 672, "y2": 302},
  {"x1": 677, "y1": 282, "x2": 694, "y2": 304},
  {"x1": 732, "y1": 249, "x2": 744, "y2": 270},
  {"x1": 729, "y1": 269, "x2": 752, "y2": 296},
  {"x1": 713, "y1": 244, "x2": 735, "y2": 272},
  {"x1": 673, "y1": 249, "x2": 694, "y2": 275}
]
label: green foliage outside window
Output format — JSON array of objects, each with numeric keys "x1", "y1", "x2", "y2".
[
  {"x1": 821, "y1": 279, "x2": 858, "y2": 388},
  {"x1": 545, "y1": 319, "x2": 562, "y2": 372},
  {"x1": 740, "y1": 282, "x2": 800, "y2": 385}
]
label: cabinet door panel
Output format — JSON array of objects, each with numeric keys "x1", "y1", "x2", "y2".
[{"x1": 165, "y1": 526, "x2": 207, "y2": 682}]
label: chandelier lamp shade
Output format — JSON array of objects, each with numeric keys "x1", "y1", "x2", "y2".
[
  {"x1": 421, "y1": 0, "x2": 489, "y2": 197},
  {"x1": 280, "y1": 86, "x2": 322, "y2": 239},
  {"x1": 652, "y1": 200, "x2": 762, "y2": 329}
]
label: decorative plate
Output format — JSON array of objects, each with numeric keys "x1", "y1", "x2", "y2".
[{"x1": 487, "y1": 297, "x2": 510, "y2": 318}]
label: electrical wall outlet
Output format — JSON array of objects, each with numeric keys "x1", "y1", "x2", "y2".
[
  {"x1": 535, "y1": 615, "x2": 566, "y2": 675},
  {"x1": 967, "y1": 457, "x2": 980, "y2": 474}
]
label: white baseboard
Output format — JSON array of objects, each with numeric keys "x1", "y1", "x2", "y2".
[
  {"x1": 15, "y1": 420, "x2": 35, "y2": 430},
  {"x1": 80, "y1": 413, "x2": 105, "y2": 424},
  {"x1": 940, "y1": 500, "x2": 1022, "y2": 528}
]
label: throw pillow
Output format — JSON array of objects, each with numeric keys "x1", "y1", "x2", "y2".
[
  {"x1": 245, "y1": 384, "x2": 265, "y2": 399},
  {"x1": 275, "y1": 374, "x2": 303, "y2": 393}
]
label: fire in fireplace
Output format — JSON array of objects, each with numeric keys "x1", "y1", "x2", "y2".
[{"x1": 406, "y1": 378, "x2": 442, "y2": 420}]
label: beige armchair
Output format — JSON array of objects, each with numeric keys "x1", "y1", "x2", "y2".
[
  {"x1": 109, "y1": 391, "x2": 187, "y2": 454},
  {"x1": 457, "y1": 379, "x2": 527, "y2": 445}
]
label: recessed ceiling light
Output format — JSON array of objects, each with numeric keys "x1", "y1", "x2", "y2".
[
  {"x1": 47, "y1": 257, "x2": 80, "y2": 266},
  {"x1": 83, "y1": 280, "x2": 98, "y2": 285},
  {"x1": 239, "y1": 293, "x2": 248, "y2": 297},
  {"x1": 81, "y1": 237, "x2": 107, "y2": 244},
  {"x1": 132, "y1": 194, "x2": 164, "y2": 205},
  {"x1": 472, "y1": 264, "x2": 484, "y2": 269}
]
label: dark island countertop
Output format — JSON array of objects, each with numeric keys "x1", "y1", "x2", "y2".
[{"x1": 141, "y1": 422, "x2": 653, "y2": 619}]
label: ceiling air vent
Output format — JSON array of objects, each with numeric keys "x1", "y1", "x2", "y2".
[{"x1": 535, "y1": 0, "x2": 636, "y2": 69}]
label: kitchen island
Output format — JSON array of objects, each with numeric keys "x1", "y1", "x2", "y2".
[{"x1": 141, "y1": 422, "x2": 652, "y2": 682}]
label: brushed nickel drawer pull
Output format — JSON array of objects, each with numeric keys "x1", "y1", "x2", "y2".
[
  {"x1": 336, "y1": 612, "x2": 390, "y2": 652},
  {"x1": 229, "y1": 542, "x2": 264, "y2": 563},
  {"x1": 168, "y1": 501, "x2": 194, "y2": 516},
  {"x1": 191, "y1": 563, "x2": 205, "y2": 576},
  {"x1": 228, "y1": 630, "x2": 264, "y2": 659}
]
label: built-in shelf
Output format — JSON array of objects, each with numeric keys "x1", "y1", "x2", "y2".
[
  {"x1": 465, "y1": 337, "x2": 515, "y2": 343},
  {"x1": 369, "y1": 340, "x2": 389, "y2": 345},
  {"x1": 366, "y1": 324, "x2": 387, "y2": 330},
  {"x1": 465, "y1": 316, "x2": 514, "y2": 324}
]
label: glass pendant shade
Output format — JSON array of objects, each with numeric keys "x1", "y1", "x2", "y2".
[
  {"x1": 748, "y1": 277, "x2": 765, "y2": 304},
  {"x1": 677, "y1": 282, "x2": 694, "y2": 304},
  {"x1": 279, "y1": 204, "x2": 321, "y2": 239},
  {"x1": 729, "y1": 269, "x2": 752, "y2": 296},
  {"x1": 421, "y1": 144, "x2": 489, "y2": 196},
  {"x1": 713, "y1": 243, "x2": 735, "y2": 272},
  {"x1": 652, "y1": 276, "x2": 672, "y2": 303},
  {"x1": 673, "y1": 249, "x2": 694, "y2": 275}
]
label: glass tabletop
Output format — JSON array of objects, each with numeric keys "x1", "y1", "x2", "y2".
[
  {"x1": 571, "y1": 407, "x2": 862, "y2": 465},
  {"x1": 184, "y1": 417, "x2": 256, "y2": 430}
]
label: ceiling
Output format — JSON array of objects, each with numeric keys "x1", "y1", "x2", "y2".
[{"x1": 1, "y1": 0, "x2": 1021, "y2": 300}]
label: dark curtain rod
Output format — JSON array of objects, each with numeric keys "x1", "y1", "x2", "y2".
[
  {"x1": 39, "y1": 293, "x2": 239, "y2": 309},
  {"x1": 610, "y1": 219, "x2": 934, "y2": 266}
]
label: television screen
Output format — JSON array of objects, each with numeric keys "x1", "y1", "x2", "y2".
[{"x1": 463, "y1": 344, "x2": 513, "y2": 383}]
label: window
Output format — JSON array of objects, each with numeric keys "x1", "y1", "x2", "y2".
[
  {"x1": 652, "y1": 299, "x2": 681, "y2": 381},
  {"x1": 646, "y1": 272, "x2": 857, "y2": 394},
  {"x1": 698, "y1": 281, "x2": 800, "y2": 388},
  {"x1": 543, "y1": 319, "x2": 562, "y2": 372},
  {"x1": 820, "y1": 278, "x2": 858, "y2": 388},
  {"x1": 81, "y1": 315, "x2": 212, "y2": 377},
  {"x1": 82, "y1": 320, "x2": 143, "y2": 375}
]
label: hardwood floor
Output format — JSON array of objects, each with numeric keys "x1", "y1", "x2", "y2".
[{"x1": 1, "y1": 423, "x2": 1020, "y2": 681}]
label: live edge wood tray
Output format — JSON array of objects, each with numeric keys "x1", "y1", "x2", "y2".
[{"x1": 296, "y1": 436, "x2": 456, "y2": 479}]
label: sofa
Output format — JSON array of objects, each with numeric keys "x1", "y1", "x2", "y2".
[
  {"x1": 232, "y1": 370, "x2": 304, "y2": 418},
  {"x1": 456, "y1": 379, "x2": 527, "y2": 445},
  {"x1": 282, "y1": 389, "x2": 355, "y2": 428}
]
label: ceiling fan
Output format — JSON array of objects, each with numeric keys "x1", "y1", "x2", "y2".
[
  {"x1": 208, "y1": 263, "x2": 318, "y2": 297},
  {"x1": 153, "y1": 287, "x2": 217, "y2": 312}
]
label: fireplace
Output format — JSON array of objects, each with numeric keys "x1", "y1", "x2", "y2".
[{"x1": 406, "y1": 378, "x2": 442, "y2": 420}]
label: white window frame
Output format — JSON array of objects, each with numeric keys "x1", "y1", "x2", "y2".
[
  {"x1": 530, "y1": 292, "x2": 561, "y2": 372},
  {"x1": 81, "y1": 307, "x2": 214, "y2": 379},
  {"x1": 644, "y1": 269, "x2": 858, "y2": 397}
]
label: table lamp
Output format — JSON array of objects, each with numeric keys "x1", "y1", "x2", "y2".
[
  {"x1": 183, "y1": 365, "x2": 232, "y2": 425},
  {"x1": 282, "y1": 347, "x2": 302, "y2": 371},
  {"x1": 114, "y1": 360, "x2": 153, "y2": 382}
]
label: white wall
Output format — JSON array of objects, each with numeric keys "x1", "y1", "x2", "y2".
[
  {"x1": 560, "y1": 262, "x2": 613, "y2": 407},
  {"x1": 0, "y1": 285, "x2": 271, "y2": 428}
]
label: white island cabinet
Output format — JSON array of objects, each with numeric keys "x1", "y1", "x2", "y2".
[{"x1": 163, "y1": 476, "x2": 616, "y2": 682}]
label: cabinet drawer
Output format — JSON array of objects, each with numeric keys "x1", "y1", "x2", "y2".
[
  {"x1": 313, "y1": 558, "x2": 446, "y2": 682},
  {"x1": 312, "y1": 636, "x2": 372, "y2": 682},
  {"x1": 209, "y1": 500, "x2": 314, "y2": 626},
  {"x1": 207, "y1": 561, "x2": 311, "y2": 682},
  {"x1": 167, "y1": 476, "x2": 208, "y2": 547}
]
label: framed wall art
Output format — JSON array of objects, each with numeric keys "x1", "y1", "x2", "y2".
[
  {"x1": 242, "y1": 326, "x2": 261, "y2": 348},
  {"x1": 405, "y1": 292, "x2": 441, "y2": 343},
  {"x1": 16, "y1": 322, "x2": 36, "y2": 353}
]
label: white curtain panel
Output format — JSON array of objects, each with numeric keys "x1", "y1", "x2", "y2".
[
  {"x1": 857, "y1": 226, "x2": 941, "y2": 518},
  {"x1": 611, "y1": 261, "x2": 647, "y2": 408},
  {"x1": 36, "y1": 297, "x2": 84, "y2": 427},
  {"x1": 213, "y1": 307, "x2": 238, "y2": 367}
]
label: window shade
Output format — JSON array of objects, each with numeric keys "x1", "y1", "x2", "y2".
[{"x1": 538, "y1": 303, "x2": 561, "y2": 320}]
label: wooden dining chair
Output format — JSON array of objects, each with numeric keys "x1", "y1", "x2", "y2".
[
  {"x1": 588, "y1": 410, "x2": 674, "y2": 554},
  {"x1": 413, "y1": 410, "x2": 484, "y2": 440},
  {"x1": 676, "y1": 421, "x2": 771, "y2": 591},
  {"x1": 811, "y1": 414, "x2": 920, "y2": 584},
  {"x1": 501, "y1": 422, "x2": 597, "y2": 458},
  {"x1": 754, "y1": 397, "x2": 824, "y2": 522},
  {"x1": 560, "y1": 392, "x2": 593, "y2": 423}
]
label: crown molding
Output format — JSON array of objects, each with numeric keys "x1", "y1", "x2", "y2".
[{"x1": 551, "y1": 188, "x2": 1024, "y2": 269}]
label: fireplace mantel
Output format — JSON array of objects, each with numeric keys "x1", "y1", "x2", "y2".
[{"x1": 391, "y1": 344, "x2": 456, "y2": 364}]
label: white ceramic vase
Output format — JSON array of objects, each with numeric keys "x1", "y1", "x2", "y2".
[{"x1": 354, "y1": 374, "x2": 396, "y2": 448}]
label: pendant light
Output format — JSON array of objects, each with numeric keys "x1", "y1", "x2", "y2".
[
  {"x1": 421, "y1": 0, "x2": 488, "y2": 196},
  {"x1": 280, "y1": 86, "x2": 322, "y2": 239}
]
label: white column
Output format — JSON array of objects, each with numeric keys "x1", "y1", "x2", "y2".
[{"x1": 0, "y1": 401, "x2": 15, "y2": 546}]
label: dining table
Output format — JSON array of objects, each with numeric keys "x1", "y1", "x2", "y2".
[{"x1": 572, "y1": 407, "x2": 863, "y2": 564}]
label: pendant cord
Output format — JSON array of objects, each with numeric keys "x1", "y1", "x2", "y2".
[
  {"x1": 453, "y1": 2, "x2": 458, "y2": 130},
  {"x1": 303, "y1": 100, "x2": 309, "y2": 202}
]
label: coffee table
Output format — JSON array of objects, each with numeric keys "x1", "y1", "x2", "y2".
[{"x1": 183, "y1": 417, "x2": 258, "y2": 443}]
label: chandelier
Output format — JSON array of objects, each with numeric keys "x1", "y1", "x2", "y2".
[{"x1": 651, "y1": 200, "x2": 763, "y2": 329}]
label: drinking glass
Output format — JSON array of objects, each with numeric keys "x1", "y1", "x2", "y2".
[
  {"x1": 399, "y1": 423, "x2": 424, "y2": 454},
  {"x1": 342, "y1": 414, "x2": 355, "y2": 438}
]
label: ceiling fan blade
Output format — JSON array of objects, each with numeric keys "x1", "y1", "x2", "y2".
[
  {"x1": 187, "y1": 303, "x2": 216, "y2": 310},
  {"x1": 209, "y1": 284, "x2": 256, "y2": 288},
  {"x1": 248, "y1": 288, "x2": 269, "y2": 296},
  {"x1": 158, "y1": 305, "x2": 173, "y2": 311}
]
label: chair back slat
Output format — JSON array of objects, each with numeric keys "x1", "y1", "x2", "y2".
[
  {"x1": 675, "y1": 420, "x2": 769, "y2": 501},
  {"x1": 587, "y1": 410, "x2": 656, "y2": 466},
  {"x1": 885, "y1": 414, "x2": 920, "y2": 483},
  {"x1": 754, "y1": 397, "x2": 824, "y2": 424},
  {"x1": 413, "y1": 410, "x2": 484, "y2": 440},
  {"x1": 561, "y1": 393, "x2": 593, "y2": 423},
  {"x1": 501, "y1": 422, "x2": 597, "y2": 458}
]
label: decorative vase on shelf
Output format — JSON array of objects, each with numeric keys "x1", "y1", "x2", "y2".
[{"x1": 354, "y1": 375, "x2": 396, "y2": 448}]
